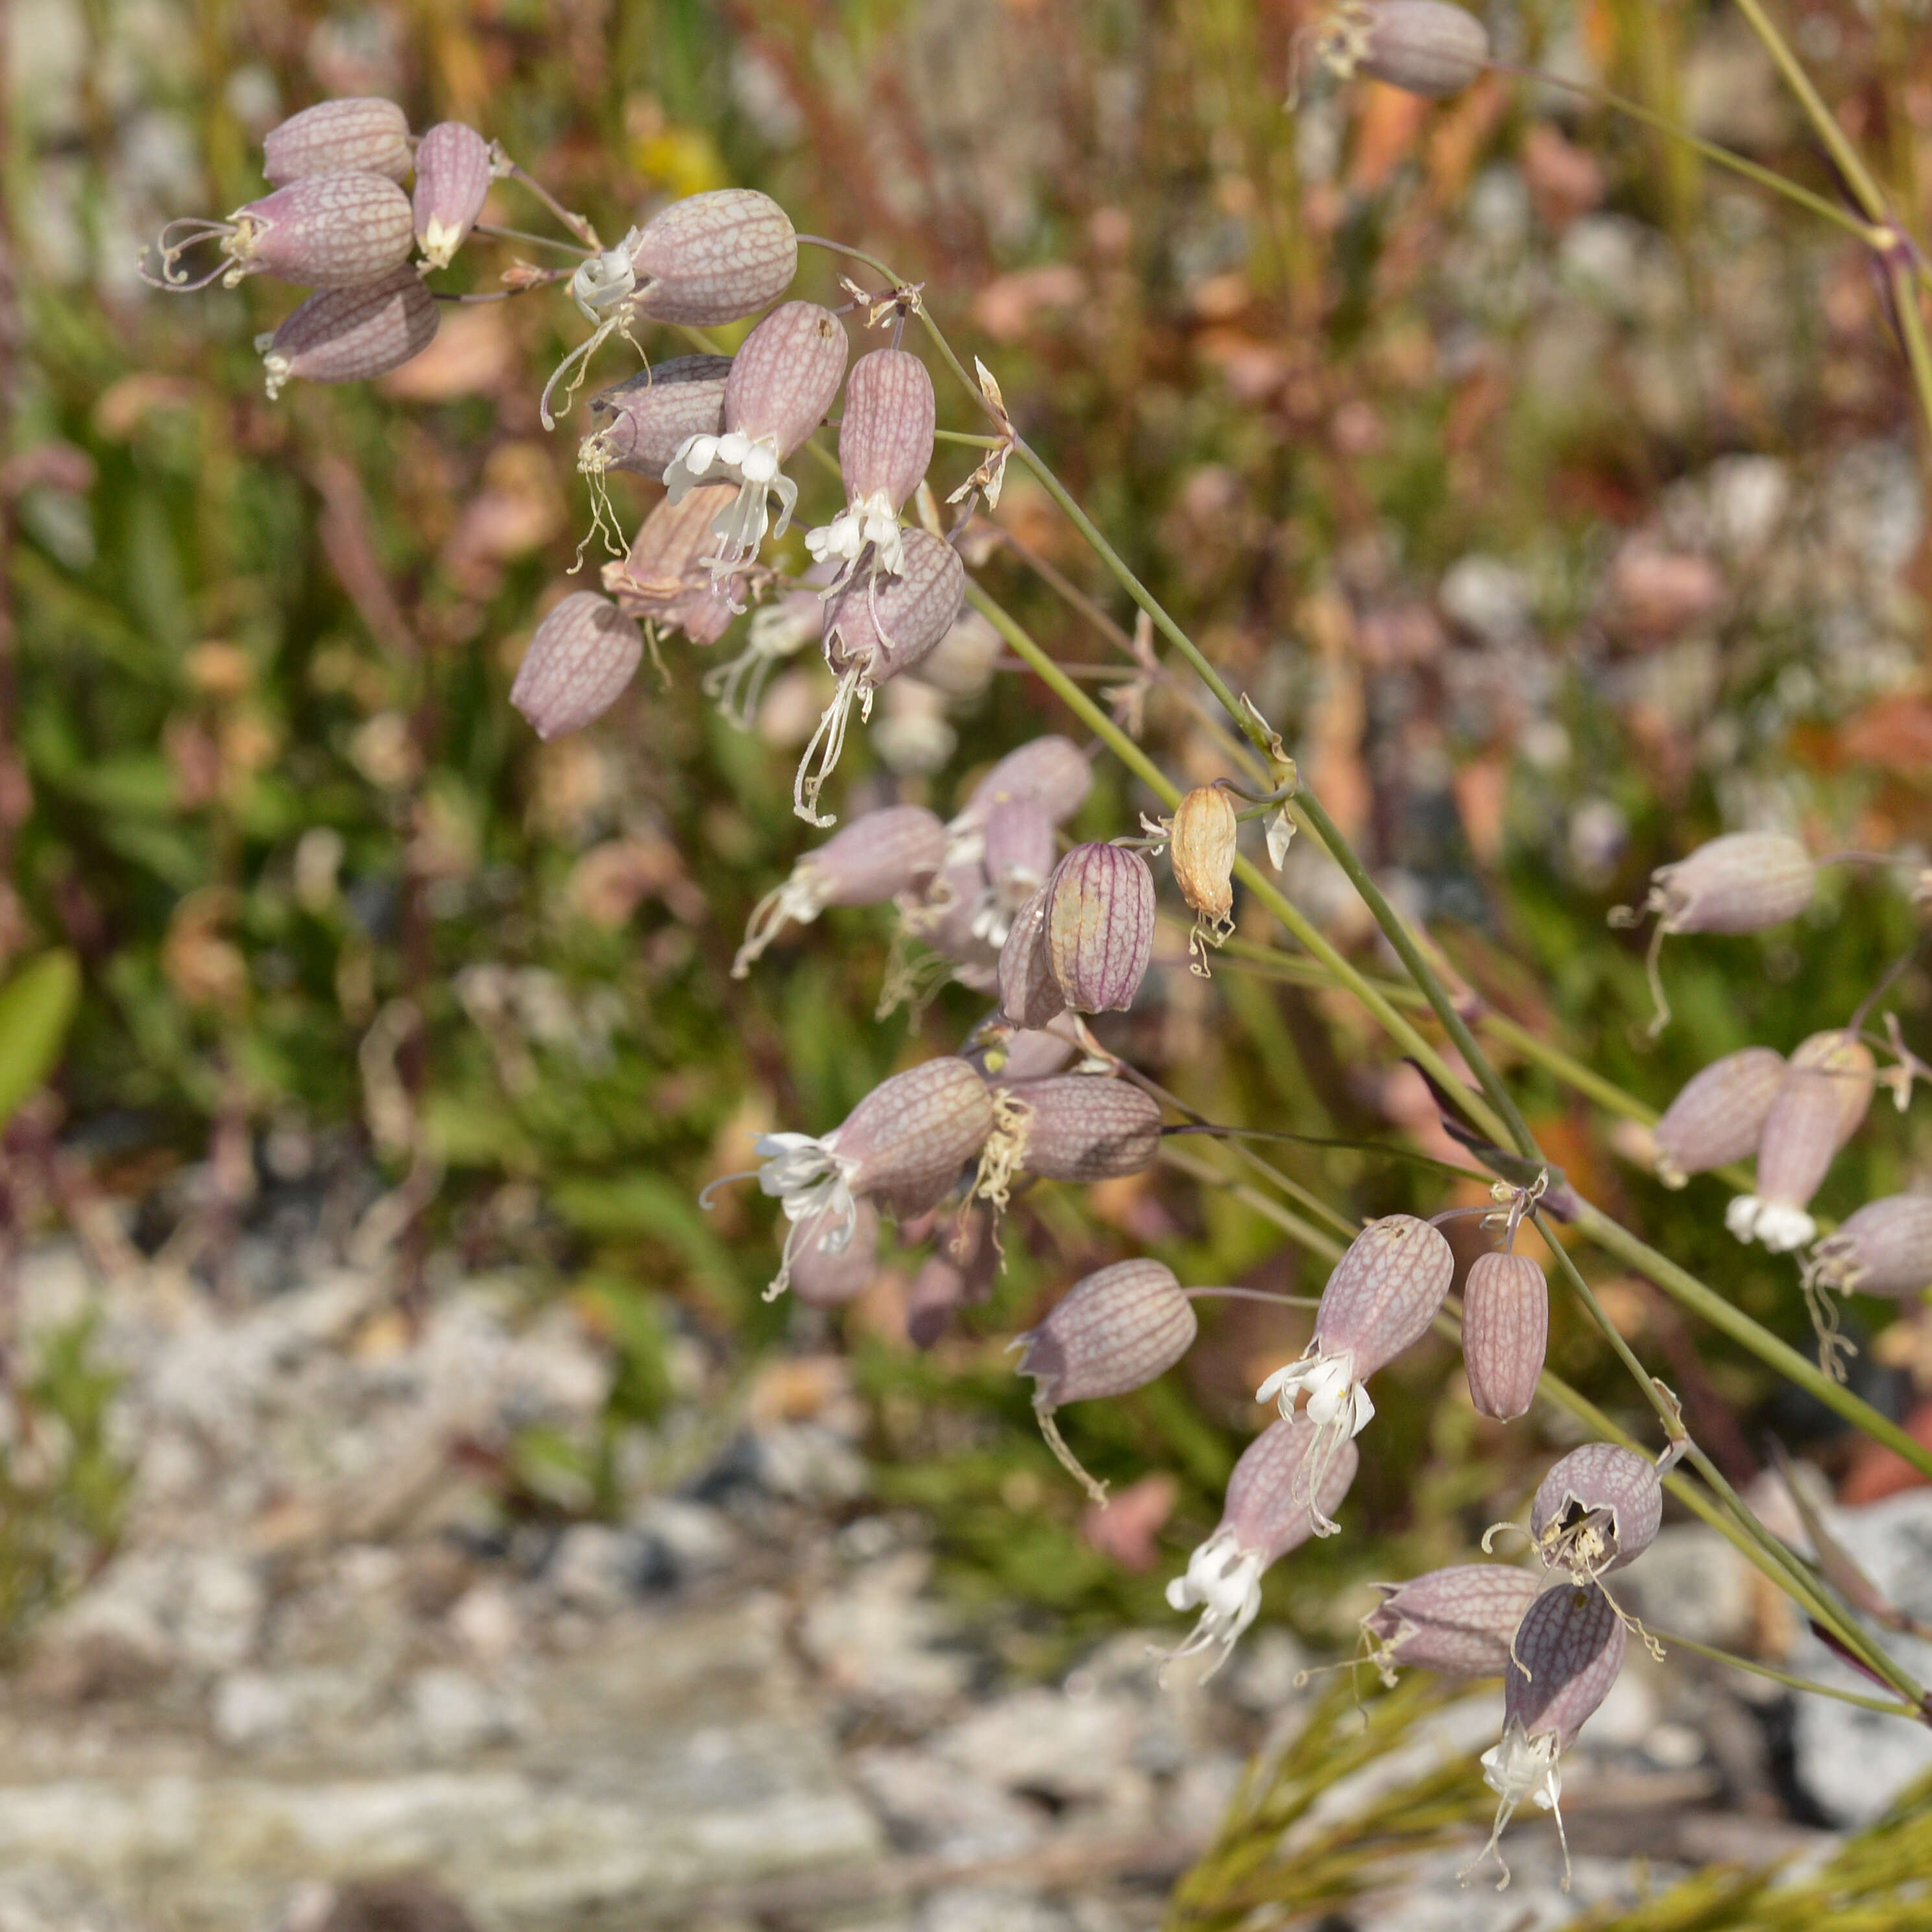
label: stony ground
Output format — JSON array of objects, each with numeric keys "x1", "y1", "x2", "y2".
[{"x1": 0, "y1": 1235, "x2": 1924, "y2": 1932}]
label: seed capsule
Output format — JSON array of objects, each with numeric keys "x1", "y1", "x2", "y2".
[
  {"x1": 1530, "y1": 1442, "x2": 1661, "y2": 1579},
  {"x1": 1651, "y1": 1046, "x2": 1786, "y2": 1187},
  {"x1": 1016, "y1": 1259, "x2": 1198, "y2": 1502},
  {"x1": 1355, "y1": 1, "x2": 1491, "y2": 97},
  {"x1": 733, "y1": 804, "x2": 948, "y2": 976},
  {"x1": 1469, "y1": 1582, "x2": 1626, "y2": 1890},
  {"x1": 261, "y1": 97, "x2": 413, "y2": 186},
  {"x1": 1044, "y1": 843, "x2": 1157, "y2": 1014},
  {"x1": 1643, "y1": 832, "x2": 1817, "y2": 935},
  {"x1": 750, "y1": 1057, "x2": 995, "y2": 1296},
  {"x1": 954, "y1": 736, "x2": 1094, "y2": 834},
  {"x1": 788, "y1": 1198, "x2": 881, "y2": 1309},
  {"x1": 603, "y1": 481, "x2": 745, "y2": 647},
  {"x1": 509, "y1": 592, "x2": 644, "y2": 741},
  {"x1": 994, "y1": 1074, "x2": 1163, "y2": 1183},
  {"x1": 1170, "y1": 784, "x2": 1238, "y2": 974},
  {"x1": 412, "y1": 121, "x2": 494, "y2": 269},
  {"x1": 1259, "y1": 1215, "x2": 1454, "y2": 1530},
  {"x1": 1165, "y1": 1413, "x2": 1360, "y2": 1674},
  {"x1": 224, "y1": 171, "x2": 417, "y2": 287},
  {"x1": 805, "y1": 348, "x2": 936, "y2": 582},
  {"x1": 796, "y1": 529, "x2": 966, "y2": 827},
  {"x1": 1809, "y1": 1195, "x2": 1932, "y2": 1298},
  {"x1": 255, "y1": 265, "x2": 439, "y2": 398},
  {"x1": 1726, "y1": 1032, "x2": 1875, "y2": 1252},
  {"x1": 629, "y1": 187, "x2": 799, "y2": 326},
  {"x1": 1462, "y1": 1251, "x2": 1549, "y2": 1423},
  {"x1": 1362, "y1": 1564, "x2": 1543, "y2": 1683},
  {"x1": 582, "y1": 356, "x2": 733, "y2": 481},
  {"x1": 665, "y1": 302, "x2": 849, "y2": 602}
]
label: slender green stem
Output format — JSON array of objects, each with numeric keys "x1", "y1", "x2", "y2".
[
  {"x1": 967, "y1": 583, "x2": 1511, "y2": 1144},
  {"x1": 933, "y1": 429, "x2": 1006, "y2": 448},
  {"x1": 1648, "y1": 1628, "x2": 1922, "y2": 1718},
  {"x1": 1728, "y1": 0, "x2": 1892, "y2": 226},
  {"x1": 472, "y1": 221, "x2": 593, "y2": 256},
  {"x1": 1490, "y1": 62, "x2": 1889, "y2": 248},
  {"x1": 1889, "y1": 258, "x2": 1932, "y2": 450},
  {"x1": 1292, "y1": 791, "x2": 1539, "y2": 1159},
  {"x1": 1011, "y1": 442, "x2": 1275, "y2": 762},
  {"x1": 1575, "y1": 1200, "x2": 1932, "y2": 1489}
]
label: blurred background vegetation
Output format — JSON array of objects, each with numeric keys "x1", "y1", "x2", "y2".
[{"x1": 3, "y1": 0, "x2": 1931, "y2": 1675}]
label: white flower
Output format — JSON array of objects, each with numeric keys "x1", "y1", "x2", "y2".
[
  {"x1": 662, "y1": 429, "x2": 798, "y2": 599},
  {"x1": 804, "y1": 489, "x2": 908, "y2": 581},
  {"x1": 1725, "y1": 1193, "x2": 1818, "y2": 1252},
  {"x1": 1256, "y1": 1349, "x2": 1375, "y2": 1436},
  {"x1": 753, "y1": 1131, "x2": 859, "y2": 1299},
  {"x1": 1163, "y1": 1527, "x2": 1266, "y2": 1676}
]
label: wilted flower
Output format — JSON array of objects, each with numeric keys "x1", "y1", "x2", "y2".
[
  {"x1": 147, "y1": 171, "x2": 417, "y2": 292},
  {"x1": 509, "y1": 592, "x2": 644, "y2": 740},
  {"x1": 605, "y1": 483, "x2": 753, "y2": 651},
  {"x1": 1169, "y1": 784, "x2": 1238, "y2": 974},
  {"x1": 804, "y1": 347, "x2": 936, "y2": 583},
  {"x1": 255, "y1": 265, "x2": 440, "y2": 399},
  {"x1": 740, "y1": 1057, "x2": 995, "y2": 1298},
  {"x1": 1015, "y1": 1259, "x2": 1198, "y2": 1502},
  {"x1": 795, "y1": 528, "x2": 965, "y2": 826},
  {"x1": 1528, "y1": 1442, "x2": 1662, "y2": 1580},
  {"x1": 733, "y1": 804, "x2": 948, "y2": 976},
  {"x1": 663, "y1": 300, "x2": 849, "y2": 598},
  {"x1": 1651, "y1": 1046, "x2": 1786, "y2": 1187},
  {"x1": 985, "y1": 1073, "x2": 1165, "y2": 1189},
  {"x1": 261, "y1": 97, "x2": 413, "y2": 185},
  {"x1": 1726, "y1": 1031, "x2": 1875, "y2": 1251},
  {"x1": 1259, "y1": 1214, "x2": 1454, "y2": 1531},
  {"x1": 1362, "y1": 1564, "x2": 1543, "y2": 1684},
  {"x1": 412, "y1": 121, "x2": 496, "y2": 269},
  {"x1": 1043, "y1": 843, "x2": 1157, "y2": 1013},
  {"x1": 1165, "y1": 1414, "x2": 1360, "y2": 1674},
  {"x1": 1467, "y1": 1582, "x2": 1626, "y2": 1890},
  {"x1": 1461, "y1": 1251, "x2": 1548, "y2": 1423}
]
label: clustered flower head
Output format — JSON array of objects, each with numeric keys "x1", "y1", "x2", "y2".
[{"x1": 141, "y1": 122, "x2": 1932, "y2": 1896}]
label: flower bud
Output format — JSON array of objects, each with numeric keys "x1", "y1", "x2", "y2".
[
  {"x1": 1726, "y1": 1032, "x2": 1874, "y2": 1252},
  {"x1": 797, "y1": 530, "x2": 966, "y2": 827},
  {"x1": 749, "y1": 1057, "x2": 995, "y2": 1296},
  {"x1": 665, "y1": 302, "x2": 848, "y2": 602},
  {"x1": 255, "y1": 265, "x2": 439, "y2": 399},
  {"x1": 1170, "y1": 784, "x2": 1238, "y2": 972},
  {"x1": 1016, "y1": 1259, "x2": 1198, "y2": 1501},
  {"x1": 1470, "y1": 1582, "x2": 1626, "y2": 1890},
  {"x1": 1356, "y1": 1, "x2": 1490, "y2": 97},
  {"x1": 1642, "y1": 832, "x2": 1816, "y2": 935},
  {"x1": 1259, "y1": 1215, "x2": 1453, "y2": 1529},
  {"x1": 788, "y1": 1197, "x2": 881, "y2": 1309},
  {"x1": 1461, "y1": 1251, "x2": 1548, "y2": 1423},
  {"x1": 733, "y1": 804, "x2": 948, "y2": 976},
  {"x1": 994, "y1": 1074, "x2": 1163, "y2": 1183},
  {"x1": 1363, "y1": 1564, "x2": 1543, "y2": 1683},
  {"x1": 1044, "y1": 843, "x2": 1157, "y2": 1014},
  {"x1": 1530, "y1": 1442, "x2": 1661, "y2": 1579},
  {"x1": 1808, "y1": 1195, "x2": 1932, "y2": 1298},
  {"x1": 953, "y1": 736, "x2": 1093, "y2": 834},
  {"x1": 806, "y1": 348, "x2": 936, "y2": 581},
  {"x1": 996, "y1": 884, "x2": 1067, "y2": 1032},
  {"x1": 261, "y1": 97, "x2": 412, "y2": 186},
  {"x1": 603, "y1": 482, "x2": 745, "y2": 647},
  {"x1": 583, "y1": 355, "x2": 733, "y2": 480},
  {"x1": 223, "y1": 172, "x2": 416, "y2": 287},
  {"x1": 630, "y1": 188, "x2": 798, "y2": 326},
  {"x1": 1165, "y1": 1414, "x2": 1359, "y2": 1673},
  {"x1": 509, "y1": 592, "x2": 644, "y2": 741},
  {"x1": 1650, "y1": 1046, "x2": 1786, "y2": 1187},
  {"x1": 412, "y1": 121, "x2": 494, "y2": 269}
]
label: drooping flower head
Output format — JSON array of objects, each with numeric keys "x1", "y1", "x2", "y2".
[
  {"x1": 1527, "y1": 1442, "x2": 1663, "y2": 1583},
  {"x1": 804, "y1": 346, "x2": 936, "y2": 585},
  {"x1": 1258, "y1": 1214, "x2": 1454, "y2": 1532},
  {"x1": 145, "y1": 171, "x2": 416, "y2": 293},
  {"x1": 1165, "y1": 1413, "x2": 1359, "y2": 1674},
  {"x1": 1650, "y1": 1046, "x2": 1787, "y2": 1188},
  {"x1": 1362, "y1": 1564, "x2": 1543, "y2": 1687},
  {"x1": 1726, "y1": 1030, "x2": 1874, "y2": 1252},
  {"x1": 1461, "y1": 1250, "x2": 1549, "y2": 1424}
]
